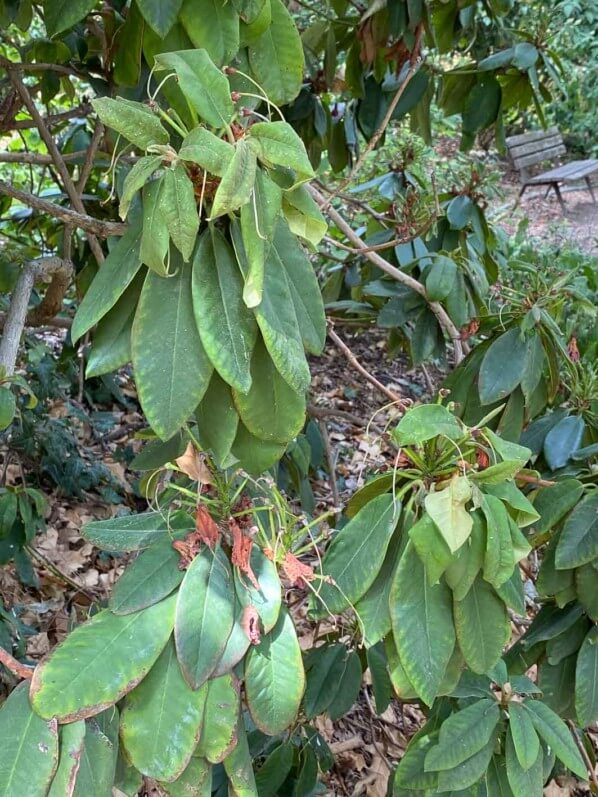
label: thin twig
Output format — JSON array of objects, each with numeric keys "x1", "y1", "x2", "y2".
[
  {"x1": 308, "y1": 403, "x2": 377, "y2": 429},
  {"x1": 0, "y1": 181, "x2": 126, "y2": 237},
  {"x1": 0, "y1": 312, "x2": 72, "y2": 330},
  {"x1": 9, "y1": 104, "x2": 93, "y2": 131},
  {"x1": 0, "y1": 150, "x2": 94, "y2": 165},
  {"x1": 310, "y1": 184, "x2": 466, "y2": 364},
  {"x1": 328, "y1": 324, "x2": 404, "y2": 406},
  {"x1": 25, "y1": 544, "x2": 96, "y2": 602},
  {"x1": 0, "y1": 55, "x2": 84, "y2": 77},
  {"x1": 321, "y1": 25, "x2": 423, "y2": 209},
  {"x1": 0, "y1": 646, "x2": 34, "y2": 680},
  {"x1": 515, "y1": 474, "x2": 556, "y2": 488},
  {"x1": 567, "y1": 721, "x2": 598, "y2": 790}
]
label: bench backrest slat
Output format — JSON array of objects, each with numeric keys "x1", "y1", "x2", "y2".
[{"x1": 506, "y1": 127, "x2": 565, "y2": 173}]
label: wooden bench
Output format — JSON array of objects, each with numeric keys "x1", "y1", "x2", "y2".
[{"x1": 506, "y1": 127, "x2": 598, "y2": 211}]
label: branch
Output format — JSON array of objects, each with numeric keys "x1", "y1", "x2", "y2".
[
  {"x1": 0, "y1": 646, "x2": 34, "y2": 681},
  {"x1": 321, "y1": 24, "x2": 423, "y2": 209},
  {"x1": 0, "y1": 312, "x2": 72, "y2": 330},
  {"x1": 9, "y1": 104, "x2": 93, "y2": 131},
  {"x1": 0, "y1": 181, "x2": 126, "y2": 237},
  {"x1": 0, "y1": 54, "x2": 84, "y2": 77},
  {"x1": 328, "y1": 324, "x2": 406, "y2": 407},
  {"x1": 0, "y1": 257, "x2": 70, "y2": 375},
  {"x1": 310, "y1": 185, "x2": 466, "y2": 364},
  {"x1": 0, "y1": 150, "x2": 90, "y2": 164}
]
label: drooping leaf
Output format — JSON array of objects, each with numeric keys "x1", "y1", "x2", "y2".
[
  {"x1": 109, "y1": 540, "x2": 184, "y2": 615},
  {"x1": 0, "y1": 683, "x2": 58, "y2": 797},
  {"x1": 248, "y1": 0, "x2": 304, "y2": 106},
  {"x1": 72, "y1": 709, "x2": 119, "y2": 797},
  {"x1": 47, "y1": 721, "x2": 86, "y2": 797},
  {"x1": 409, "y1": 513, "x2": 453, "y2": 585},
  {"x1": 120, "y1": 155, "x2": 163, "y2": 219},
  {"x1": 532, "y1": 478, "x2": 584, "y2": 535},
  {"x1": 120, "y1": 639, "x2": 207, "y2": 781},
  {"x1": 234, "y1": 544, "x2": 281, "y2": 633},
  {"x1": 327, "y1": 650, "x2": 362, "y2": 720},
  {"x1": 30, "y1": 596, "x2": 176, "y2": 722},
  {"x1": 454, "y1": 576, "x2": 510, "y2": 674},
  {"x1": 179, "y1": 127, "x2": 234, "y2": 177},
  {"x1": 180, "y1": 0, "x2": 240, "y2": 65},
  {"x1": 436, "y1": 728, "x2": 499, "y2": 792},
  {"x1": 522, "y1": 699, "x2": 587, "y2": 778},
  {"x1": 390, "y1": 541, "x2": 456, "y2": 706},
  {"x1": 556, "y1": 491, "x2": 598, "y2": 569},
  {"x1": 508, "y1": 701, "x2": 540, "y2": 771},
  {"x1": 195, "y1": 374, "x2": 239, "y2": 468},
  {"x1": 481, "y1": 494, "x2": 515, "y2": 588},
  {"x1": 355, "y1": 532, "x2": 402, "y2": 646},
  {"x1": 193, "y1": 227, "x2": 257, "y2": 393},
  {"x1": 71, "y1": 218, "x2": 143, "y2": 343},
  {"x1": 137, "y1": 0, "x2": 183, "y2": 36},
  {"x1": 282, "y1": 185, "x2": 327, "y2": 248},
  {"x1": 424, "y1": 476, "x2": 473, "y2": 554},
  {"x1": 92, "y1": 97, "x2": 168, "y2": 149},
  {"x1": 43, "y1": 0, "x2": 96, "y2": 36},
  {"x1": 254, "y1": 742, "x2": 294, "y2": 797},
  {"x1": 424, "y1": 699, "x2": 500, "y2": 771},
  {"x1": 575, "y1": 626, "x2": 598, "y2": 728},
  {"x1": 478, "y1": 328, "x2": 530, "y2": 406},
  {"x1": 311, "y1": 494, "x2": 399, "y2": 617},
  {"x1": 576, "y1": 564, "x2": 598, "y2": 621},
  {"x1": 160, "y1": 164, "x2": 199, "y2": 262},
  {"x1": 132, "y1": 254, "x2": 212, "y2": 440},
  {"x1": 223, "y1": 716, "x2": 257, "y2": 797},
  {"x1": 196, "y1": 674, "x2": 240, "y2": 763},
  {"x1": 140, "y1": 178, "x2": 170, "y2": 275},
  {"x1": 444, "y1": 511, "x2": 486, "y2": 600},
  {"x1": 394, "y1": 732, "x2": 440, "y2": 791},
  {"x1": 248, "y1": 122, "x2": 315, "y2": 184},
  {"x1": 175, "y1": 545, "x2": 235, "y2": 689},
  {"x1": 505, "y1": 726, "x2": 544, "y2": 797},
  {"x1": 153, "y1": 50, "x2": 234, "y2": 127},
  {"x1": 245, "y1": 609, "x2": 305, "y2": 735},
  {"x1": 210, "y1": 139, "x2": 257, "y2": 219},
  {"x1": 159, "y1": 756, "x2": 212, "y2": 797},
  {"x1": 82, "y1": 510, "x2": 193, "y2": 552},
  {"x1": 233, "y1": 337, "x2": 305, "y2": 444},
  {"x1": 230, "y1": 421, "x2": 286, "y2": 475},
  {"x1": 303, "y1": 644, "x2": 347, "y2": 718}
]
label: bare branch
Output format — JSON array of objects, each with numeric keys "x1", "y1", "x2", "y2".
[
  {"x1": 9, "y1": 104, "x2": 93, "y2": 131},
  {"x1": 0, "y1": 150, "x2": 90, "y2": 164},
  {"x1": 0, "y1": 181, "x2": 126, "y2": 237},
  {"x1": 0, "y1": 312, "x2": 72, "y2": 330},
  {"x1": 0, "y1": 646, "x2": 34, "y2": 681},
  {"x1": 309, "y1": 184, "x2": 466, "y2": 364},
  {"x1": 0, "y1": 54, "x2": 84, "y2": 77}
]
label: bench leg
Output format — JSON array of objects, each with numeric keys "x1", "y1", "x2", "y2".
[
  {"x1": 552, "y1": 183, "x2": 566, "y2": 212},
  {"x1": 514, "y1": 184, "x2": 527, "y2": 208},
  {"x1": 585, "y1": 175, "x2": 596, "y2": 203}
]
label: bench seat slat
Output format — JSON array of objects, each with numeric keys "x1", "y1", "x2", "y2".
[
  {"x1": 514, "y1": 144, "x2": 567, "y2": 170},
  {"x1": 509, "y1": 134, "x2": 563, "y2": 161},
  {"x1": 505, "y1": 127, "x2": 560, "y2": 147},
  {"x1": 527, "y1": 159, "x2": 598, "y2": 184}
]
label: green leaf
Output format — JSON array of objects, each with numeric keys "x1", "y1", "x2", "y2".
[
  {"x1": 522, "y1": 699, "x2": 587, "y2": 778},
  {"x1": 233, "y1": 337, "x2": 305, "y2": 444},
  {"x1": 130, "y1": 432, "x2": 188, "y2": 472},
  {"x1": 72, "y1": 711, "x2": 119, "y2": 797},
  {"x1": 520, "y1": 333, "x2": 545, "y2": 402},
  {"x1": 137, "y1": 0, "x2": 182, "y2": 36},
  {"x1": 179, "y1": 127, "x2": 234, "y2": 177},
  {"x1": 367, "y1": 643, "x2": 392, "y2": 714},
  {"x1": 43, "y1": 0, "x2": 96, "y2": 36},
  {"x1": 109, "y1": 540, "x2": 184, "y2": 615},
  {"x1": 255, "y1": 743, "x2": 294, "y2": 797},
  {"x1": 272, "y1": 218, "x2": 326, "y2": 355},
  {"x1": 245, "y1": 609, "x2": 305, "y2": 735},
  {"x1": 282, "y1": 185, "x2": 327, "y2": 249},
  {"x1": 533, "y1": 478, "x2": 584, "y2": 536},
  {"x1": 409, "y1": 513, "x2": 453, "y2": 585},
  {"x1": 478, "y1": 328, "x2": 530, "y2": 406},
  {"x1": 303, "y1": 644, "x2": 347, "y2": 718},
  {"x1": 193, "y1": 227, "x2": 257, "y2": 393},
  {"x1": 239, "y1": 169, "x2": 282, "y2": 308},
  {"x1": 576, "y1": 564, "x2": 598, "y2": 621},
  {"x1": 160, "y1": 164, "x2": 199, "y2": 261},
  {"x1": 30, "y1": 596, "x2": 176, "y2": 722},
  {"x1": 495, "y1": 565, "x2": 525, "y2": 615},
  {"x1": 424, "y1": 699, "x2": 500, "y2": 771},
  {"x1": 0, "y1": 388, "x2": 16, "y2": 431},
  {"x1": 424, "y1": 476, "x2": 473, "y2": 554},
  {"x1": 248, "y1": 0, "x2": 304, "y2": 106},
  {"x1": 248, "y1": 122, "x2": 315, "y2": 184},
  {"x1": 425, "y1": 256, "x2": 457, "y2": 301},
  {"x1": 508, "y1": 702, "x2": 540, "y2": 771},
  {"x1": 159, "y1": 757, "x2": 212, "y2": 797},
  {"x1": 454, "y1": 575, "x2": 510, "y2": 674},
  {"x1": 394, "y1": 732, "x2": 440, "y2": 791},
  {"x1": 482, "y1": 495, "x2": 515, "y2": 588},
  {"x1": 196, "y1": 674, "x2": 240, "y2": 763},
  {"x1": 82, "y1": 510, "x2": 193, "y2": 552},
  {"x1": 210, "y1": 139, "x2": 258, "y2": 219},
  {"x1": 484, "y1": 482, "x2": 539, "y2": 528},
  {"x1": 180, "y1": 0, "x2": 240, "y2": 65},
  {"x1": 223, "y1": 716, "x2": 258, "y2": 797},
  {"x1": 575, "y1": 626, "x2": 598, "y2": 728},
  {"x1": 86, "y1": 269, "x2": 143, "y2": 378},
  {"x1": 113, "y1": 0, "x2": 144, "y2": 87},
  {"x1": 140, "y1": 178, "x2": 170, "y2": 276},
  {"x1": 72, "y1": 218, "x2": 143, "y2": 343},
  {"x1": 390, "y1": 541, "x2": 456, "y2": 706},
  {"x1": 386, "y1": 635, "x2": 418, "y2": 700},
  {"x1": 234, "y1": 544, "x2": 281, "y2": 633},
  {"x1": 121, "y1": 639, "x2": 207, "y2": 781},
  {"x1": 393, "y1": 403, "x2": 462, "y2": 446},
  {"x1": 555, "y1": 491, "x2": 598, "y2": 569},
  {"x1": 212, "y1": 602, "x2": 250, "y2": 677},
  {"x1": 175, "y1": 545, "x2": 235, "y2": 689},
  {"x1": 153, "y1": 50, "x2": 234, "y2": 128},
  {"x1": 311, "y1": 494, "x2": 399, "y2": 616},
  {"x1": 446, "y1": 195, "x2": 474, "y2": 229},
  {"x1": 543, "y1": 414, "x2": 585, "y2": 471},
  {"x1": 230, "y1": 421, "x2": 286, "y2": 475},
  {"x1": 48, "y1": 721, "x2": 86, "y2": 797},
  {"x1": 436, "y1": 728, "x2": 498, "y2": 792},
  {"x1": 120, "y1": 155, "x2": 162, "y2": 220},
  {"x1": 505, "y1": 727, "x2": 543, "y2": 797},
  {"x1": 92, "y1": 97, "x2": 168, "y2": 149},
  {"x1": 132, "y1": 255, "x2": 212, "y2": 440},
  {"x1": 0, "y1": 683, "x2": 58, "y2": 796},
  {"x1": 355, "y1": 533, "x2": 402, "y2": 646},
  {"x1": 327, "y1": 650, "x2": 362, "y2": 720},
  {"x1": 195, "y1": 374, "x2": 239, "y2": 467}
]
